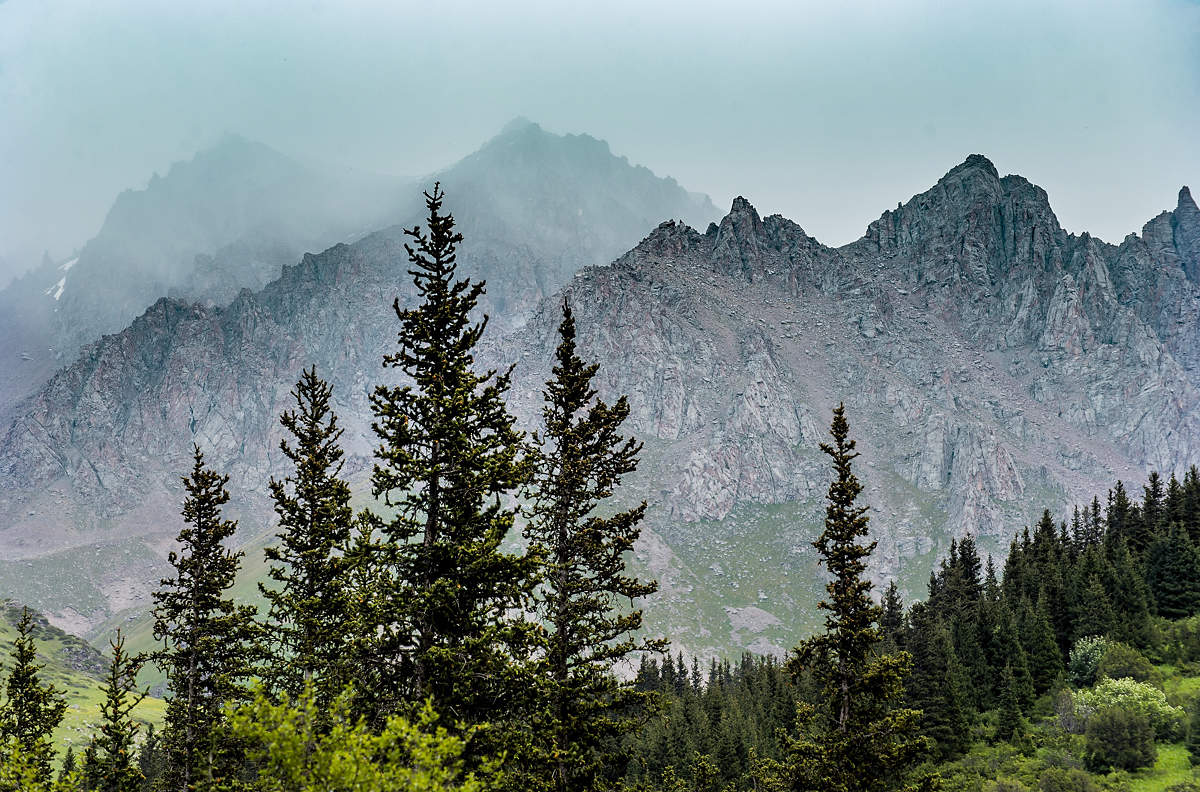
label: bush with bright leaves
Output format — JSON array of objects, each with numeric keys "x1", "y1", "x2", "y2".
[
  {"x1": 0, "y1": 740, "x2": 80, "y2": 792},
  {"x1": 227, "y1": 685, "x2": 497, "y2": 792},
  {"x1": 1070, "y1": 677, "x2": 1184, "y2": 740}
]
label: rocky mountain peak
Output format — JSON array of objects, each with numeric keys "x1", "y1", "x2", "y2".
[
  {"x1": 1174, "y1": 185, "x2": 1200, "y2": 284},
  {"x1": 711, "y1": 197, "x2": 767, "y2": 279}
]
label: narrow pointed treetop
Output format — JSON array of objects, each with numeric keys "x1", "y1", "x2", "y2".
[
  {"x1": 523, "y1": 301, "x2": 664, "y2": 792},
  {"x1": 261, "y1": 365, "x2": 355, "y2": 707},
  {"x1": 0, "y1": 607, "x2": 67, "y2": 781}
]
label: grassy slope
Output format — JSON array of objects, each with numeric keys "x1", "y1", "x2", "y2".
[{"x1": 0, "y1": 603, "x2": 165, "y2": 756}]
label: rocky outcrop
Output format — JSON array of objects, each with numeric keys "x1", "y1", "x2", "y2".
[{"x1": 0, "y1": 153, "x2": 1195, "y2": 660}]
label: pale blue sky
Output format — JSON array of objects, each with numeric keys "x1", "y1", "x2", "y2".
[{"x1": 2, "y1": 0, "x2": 1198, "y2": 282}]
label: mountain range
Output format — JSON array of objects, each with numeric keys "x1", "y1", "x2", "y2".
[{"x1": 0, "y1": 123, "x2": 1196, "y2": 661}]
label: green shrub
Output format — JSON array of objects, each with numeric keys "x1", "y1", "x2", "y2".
[
  {"x1": 227, "y1": 686, "x2": 495, "y2": 792},
  {"x1": 1068, "y1": 637, "x2": 1113, "y2": 687},
  {"x1": 1096, "y1": 642, "x2": 1154, "y2": 683},
  {"x1": 1084, "y1": 706, "x2": 1156, "y2": 773},
  {"x1": 1071, "y1": 676, "x2": 1185, "y2": 739},
  {"x1": 1038, "y1": 767, "x2": 1097, "y2": 792}
]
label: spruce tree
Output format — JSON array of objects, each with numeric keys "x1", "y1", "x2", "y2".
[
  {"x1": 1073, "y1": 575, "x2": 1116, "y2": 641},
  {"x1": 1022, "y1": 596, "x2": 1062, "y2": 694},
  {"x1": 59, "y1": 746, "x2": 76, "y2": 783},
  {"x1": 151, "y1": 447, "x2": 258, "y2": 792},
  {"x1": 0, "y1": 608, "x2": 67, "y2": 781},
  {"x1": 995, "y1": 664, "x2": 1023, "y2": 742},
  {"x1": 783, "y1": 404, "x2": 926, "y2": 792},
  {"x1": 880, "y1": 581, "x2": 905, "y2": 650},
  {"x1": 367, "y1": 186, "x2": 535, "y2": 740},
  {"x1": 136, "y1": 724, "x2": 166, "y2": 791},
  {"x1": 904, "y1": 606, "x2": 970, "y2": 760},
  {"x1": 83, "y1": 631, "x2": 146, "y2": 792},
  {"x1": 260, "y1": 366, "x2": 355, "y2": 708},
  {"x1": 1145, "y1": 523, "x2": 1200, "y2": 619},
  {"x1": 522, "y1": 302, "x2": 665, "y2": 792}
]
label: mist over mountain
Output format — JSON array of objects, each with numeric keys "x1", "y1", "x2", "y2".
[
  {"x1": 0, "y1": 120, "x2": 718, "y2": 636},
  {"x1": 0, "y1": 135, "x2": 400, "y2": 414},
  {"x1": 0, "y1": 133, "x2": 1193, "y2": 661}
]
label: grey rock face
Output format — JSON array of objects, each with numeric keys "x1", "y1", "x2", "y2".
[{"x1": 0, "y1": 153, "x2": 1195, "y2": 662}]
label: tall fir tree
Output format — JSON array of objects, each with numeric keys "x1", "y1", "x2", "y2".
[
  {"x1": 150, "y1": 447, "x2": 259, "y2": 792},
  {"x1": 783, "y1": 404, "x2": 927, "y2": 792},
  {"x1": 522, "y1": 302, "x2": 665, "y2": 792},
  {"x1": 1022, "y1": 596, "x2": 1062, "y2": 694},
  {"x1": 995, "y1": 664, "x2": 1023, "y2": 742},
  {"x1": 367, "y1": 185, "x2": 535, "y2": 741},
  {"x1": 82, "y1": 631, "x2": 146, "y2": 792},
  {"x1": 880, "y1": 581, "x2": 905, "y2": 650},
  {"x1": 260, "y1": 366, "x2": 355, "y2": 708},
  {"x1": 0, "y1": 608, "x2": 67, "y2": 781}
]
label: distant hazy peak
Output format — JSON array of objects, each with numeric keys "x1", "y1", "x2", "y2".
[{"x1": 499, "y1": 116, "x2": 539, "y2": 135}]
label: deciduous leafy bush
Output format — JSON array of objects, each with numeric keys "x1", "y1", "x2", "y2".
[
  {"x1": 1070, "y1": 677, "x2": 1184, "y2": 739},
  {"x1": 228, "y1": 686, "x2": 495, "y2": 792},
  {"x1": 1067, "y1": 637, "x2": 1112, "y2": 688}
]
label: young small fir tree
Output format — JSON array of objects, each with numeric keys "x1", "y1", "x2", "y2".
[
  {"x1": 522, "y1": 302, "x2": 665, "y2": 792},
  {"x1": 260, "y1": 366, "x2": 355, "y2": 708},
  {"x1": 0, "y1": 608, "x2": 67, "y2": 781},
  {"x1": 150, "y1": 447, "x2": 259, "y2": 792},
  {"x1": 82, "y1": 631, "x2": 146, "y2": 792}
]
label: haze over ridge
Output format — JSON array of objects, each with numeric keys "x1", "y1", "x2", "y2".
[{"x1": 2, "y1": 0, "x2": 1198, "y2": 286}]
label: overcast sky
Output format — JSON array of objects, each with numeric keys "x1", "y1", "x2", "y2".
[{"x1": 2, "y1": 0, "x2": 1199, "y2": 285}]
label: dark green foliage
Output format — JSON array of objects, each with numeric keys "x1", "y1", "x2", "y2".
[
  {"x1": 783, "y1": 404, "x2": 926, "y2": 792},
  {"x1": 82, "y1": 632, "x2": 146, "y2": 792},
  {"x1": 59, "y1": 746, "x2": 75, "y2": 784},
  {"x1": 880, "y1": 581, "x2": 905, "y2": 650},
  {"x1": 1071, "y1": 576, "x2": 1115, "y2": 641},
  {"x1": 366, "y1": 186, "x2": 535, "y2": 744},
  {"x1": 260, "y1": 366, "x2": 356, "y2": 709},
  {"x1": 995, "y1": 665, "x2": 1023, "y2": 742},
  {"x1": 904, "y1": 605, "x2": 971, "y2": 759},
  {"x1": 1146, "y1": 523, "x2": 1200, "y2": 619},
  {"x1": 136, "y1": 724, "x2": 165, "y2": 792},
  {"x1": 0, "y1": 608, "x2": 66, "y2": 781},
  {"x1": 1083, "y1": 706, "x2": 1155, "y2": 772},
  {"x1": 150, "y1": 447, "x2": 259, "y2": 792},
  {"x1": 621, "y1": 654, "x2": 794, "y2": 790},
  {"x1": 1188, "y1": 700, "x2": 1200, "y2": 765},
  {"x1": 522, "y1": 302, "x2": 664, "y2": 792},
  {"x1": 1095, "y1": 642, "x2": 1152, "y2": 683},
  {"x1": 1021, "y1": 597, "x2": 1061, "y2": 694}
]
